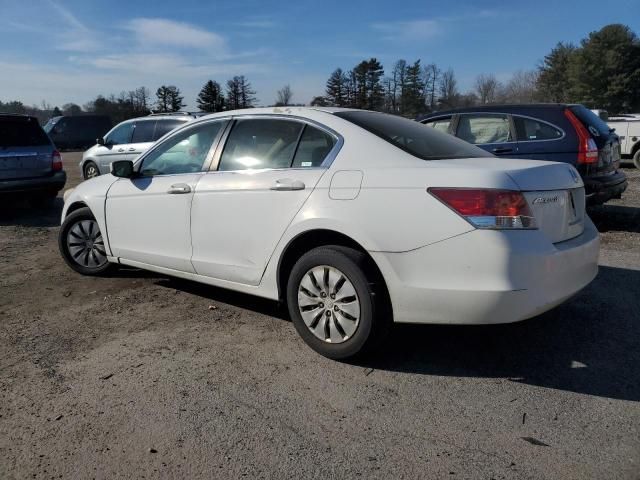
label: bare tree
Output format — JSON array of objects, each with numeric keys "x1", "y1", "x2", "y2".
[
  {"x1": 438, "y1": 68, "x2": 459, "y2": 109},
  {"x1": 475, "y1": 73, "x2": 501, "y2": 104},
  {"x1": 499, "y1": 70, "x2": 539, "y2": 103},
  {"x1": 275, "y1": 85, "x2": 293, "y2": 106}
]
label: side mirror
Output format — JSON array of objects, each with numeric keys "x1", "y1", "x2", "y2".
[
  {"x1": 97, "y1": 137, "x2": 105, "y2": 146},
  {"x1": 111, "y1": 160, "x2": 135, "y2": 178}
]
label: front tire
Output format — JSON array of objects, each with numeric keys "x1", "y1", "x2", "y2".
[
  {"x1": 286, "y1": 246, "x2": 387, "y2": 360},
  {"x1": 633, "y1": 149, "x2": 640, "y2": 170},
  {"x1": 59, "y1": 207, "x2": 112, "y2": 275},
  {"x1": 83, "y1": 161, "x2": 100, "y2": 179}
]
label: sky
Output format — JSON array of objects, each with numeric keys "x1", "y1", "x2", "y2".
[{"x1": 0, "y1": 0, "x2": 636, "y2": 110}]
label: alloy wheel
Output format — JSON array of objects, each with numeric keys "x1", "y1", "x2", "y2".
[
  {"x1": 85, "y1": 164, "x2": 99, "y2": 179},
  {"x1": 66, "y1": 219, "x2": 107, "y2": 268},
  {"x1": 297, "y1": 265, "x2": 360, "y2": 343}
]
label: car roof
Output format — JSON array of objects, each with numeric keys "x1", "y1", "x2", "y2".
[
  {"x1": 419, "y1": 103, "x2": 573, "y2": 120},
  {"x1": 0, "y1": 113, "x2": 39, "y2": 122}
]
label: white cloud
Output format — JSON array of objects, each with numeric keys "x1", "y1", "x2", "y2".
[
  {"x1": 371, "y1": 19, "x2": 442, "y2": 42},
  {"x1": 126, "y1": 18, "x2": 227, "y2": 50}
]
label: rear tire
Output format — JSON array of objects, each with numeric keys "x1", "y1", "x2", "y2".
[
  {"x1": 286, "y1": 246, "x2": 389, "y2": 360},
  {"x1": 59, "y1": 207, "x2": 112, "y2": 275},
  {"x1": 83, "y1": 161, "x2": 100, "y2": 179},
  {"x1": 633, "y1": 149, "x2": 640, "y2": 170}
]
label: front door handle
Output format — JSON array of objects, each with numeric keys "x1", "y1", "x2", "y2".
[
  {"x1": 117, "y1": 148, "x2": 125, "y2": 152},
  {"x1": 492, "y1": 147, "x2": 513, "y2": 154},
  {"x1": 167, "y1": 183, "x2": 191, "y2": 194},
  {"x1": 128, "y1": 148, "x2": 136, "y2": 152},
  {"x1": 270, "y1": 179, "x2": 305, "y2": 191}
]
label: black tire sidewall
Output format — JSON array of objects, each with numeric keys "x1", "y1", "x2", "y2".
[
  {"x1": 58, "y1": 207, "x2": 111, "y2": 276},
  {"x1": 633, "y1": 150, "x2": 640, "y2": 170},
  {"x1": 84, "y1": 161, "x2": 99, "y2": 179},
  {"x1": 287, "y1": 247, "x2": 377, "y2": 360}
]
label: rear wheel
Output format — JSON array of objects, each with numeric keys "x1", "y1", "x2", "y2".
[
  {"x1": 59, "y1": 207, "x2": 112, "y2": 275},
  {"x1": 633, "y1": 149, "x2": 640, "y2": 170},
  {"x1": 83, "y1": 161, "x2": 100, "y2": 179},
  {"x1": 287, "y1": 246, "x2": 388, "y2": 360}
]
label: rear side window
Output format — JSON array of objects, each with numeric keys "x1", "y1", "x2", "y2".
[
  {"x1": 514, "y1": 116, "x2": 563, "y2": 141},
  {"x1": 154, "y1": 119, "x2": 187, "y2": 141},
  {"x1": 292, "y1": 126, "x2": 336, "y2": 168},
  {"x1": 335, "y1": 111, "x2": 490, "y2": 160},
  {"x1": 131, "y1": 121, "x2": 156, "y2": 143},
  {"x1": 424, "y1": 117, "x2": 452, "y2": 133},
  {"x1": 456, "y1": 114, "x2": 511, "y2": 144},
  {"x1": 218, "y1": 119, "x2": 304, "y2": 171},
  {"x1": 0, "y1": 118, "x2": 50, "y2": 147}
]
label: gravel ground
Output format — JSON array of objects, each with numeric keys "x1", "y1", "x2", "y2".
[{"x1": 1, "y1": 152, "x2": 638, "y2": 479}]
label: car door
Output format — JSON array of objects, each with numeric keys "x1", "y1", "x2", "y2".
[
  {"x1": 126, "y1": 119, "x2": 157, "y2": 161},
  {"x1": 511, "y1": 114, "x2": 567, "y2": 161},
  {"x1": 455, "y1": 113, "x2": 516, "y2": 156},
  {"x1": 105, "y1": 120, "x2": 227, "y2": 272},
  {"x1": 94, "y1": 122, "x2": 135, "y2": 173},
  {"x1": 190, "y1": 117, "x2": 339, "y2": 285}
]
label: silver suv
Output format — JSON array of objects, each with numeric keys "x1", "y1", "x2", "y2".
[
  {"x1": 80, "y1": 113, "x2": 195, "y2": 179},
  {"x1": 0, "y1": 114, "x2": 66, "y2": 204}
]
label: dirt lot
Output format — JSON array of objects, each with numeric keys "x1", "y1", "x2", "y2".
[{"x1": 1, "y1": 152, "x2": 639, "y2": 479}]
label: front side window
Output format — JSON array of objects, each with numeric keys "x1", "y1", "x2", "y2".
[
  {"x1": 291, "y1": 126, "x2": 336, "y2": 168},
  {"x1": 131, "y1": 121, "x2": 156, "y2": 143},
  {"x1": 218, "y1": 119, "x2": 304, "y2": 171},
  {"x1": 335, "y1": 111, "x2": 491, "y2": 160},
  {"x1": 456, "y1": 114, "x2": 511, "y2": 144},
  {"x1": 140, "y1": 121, "x2": 224, "y2": 176},
  {"x1": 514, "y1": 116, "x2": 563, "y2": 141},
  {"x1": 106, "y1": 123, "x2": 134, "y2": 145}
]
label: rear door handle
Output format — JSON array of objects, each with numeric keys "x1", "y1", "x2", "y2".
[
  {"x1": 117, "y1": 148, "x2": 125, "y2": 152},
  {"x1": 128, "y1": 148, "x2": 136, "y2": 152},
  {"x1": 492, "y1": 147, "x2": 513, "y2": 154},
  {"x1": 270, "y1": 179, "x2": 305, "y2": 191},
  {"x1": 167, "y1": 183, "x2": 191, "y2": 194}
]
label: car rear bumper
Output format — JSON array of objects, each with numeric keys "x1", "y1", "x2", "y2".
[
  {"x1": 584, "y1": 170, "x2": 627, "y2": 205},
  {"x1": 0, "y1": 171, "x2": 67, "y2": 195},
  {"x1": 371, "y1": 218, "x2": 600, "y2": 324}
]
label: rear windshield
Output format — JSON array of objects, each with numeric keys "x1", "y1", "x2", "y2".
[
  {"x1": 569, "y1": 105, "x2": 611, "y2": 138},
  {"x1": 334, "y1": 111, "x2": 492, "y2": 160},
  {"x1": 0, "y1": 118, "x2": 50, "y2": 147}
]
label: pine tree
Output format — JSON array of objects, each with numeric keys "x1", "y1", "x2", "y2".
[
  {"x1": 400, "y1": 60, "x2": 426, "y2": 117},
  {"x1": 226, "y1": 76, "x2": 256, "y2": 109},
  {"x1": 156, "y1": 85, "x2": 184, "y2": 112},
  {"x1": 537, "y1": 43, "x2": 576, "y2": 103},
  {"x1": 325, "y1": 68, "x2": 348, "y2": 106},
  {"x1": 197, "y1": 80, "x2": 225, "y2": 112}
]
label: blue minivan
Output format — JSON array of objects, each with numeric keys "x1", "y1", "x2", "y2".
[{"x1": 419, "y1": 104, "x2": 627, "y2": 205}]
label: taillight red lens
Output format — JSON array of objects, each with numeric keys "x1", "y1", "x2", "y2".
[
  {"x1": 564, "y1": 108, "x2": 599, "y2": 165},
  {"x1": 429, "y1": 188, "x2": 536, "y2": 229},
  {"x1": 52, "y1": 150, "x2": 63, "y2": 171}
]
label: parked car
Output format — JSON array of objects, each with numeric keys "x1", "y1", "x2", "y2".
[
  {"x1": 80, "y1": 113, "x2": 195, "y2": 179},
  {"x1": 0, "y1": 114, "x2": 66, "y2": 204},
  {"x1": 59, "y1": 107, "x2": 599, "y2": 359},
  {"x1": 43, "y1": 115, "x2": 112, "y2": 151},
  {"x1": 419, "y1": 104, "x2": 627, "y2": 205},
  {"x1": 607, "y1": 114, "x2": 640, "y2": 169}
]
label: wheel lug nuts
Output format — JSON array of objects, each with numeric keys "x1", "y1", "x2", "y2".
[
  {"x1": 319, "y1": 303, "x2": 324, "y2": 308},
  {"x1": 325, "y1": 311, "x2": 331, "y2": 317},
  {"x1": 320, "y1": 292, "x2": 326, "y2": 298},
  {"x1": 330, "y1": 293, "x2": 335, "y2": 299},
  {"x1": 334, "y1": 305, "x2": 339, "y2": 311}
]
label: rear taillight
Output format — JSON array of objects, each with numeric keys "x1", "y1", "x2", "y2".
[
  {"x1": 429, "y1": 188, "x2": 537, "y2": 229},
  {"x1": 52, "y1": 150, "x2": 63, "y2": 171},
  {"x1": 564, "y1": 109, "x2": 598, "y2": 164}
]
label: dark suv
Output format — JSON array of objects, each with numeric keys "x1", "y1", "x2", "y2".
[
  {"x1": 419, "y1": 104, "x2": 627, "y2": 205},
  {"x1": 0, "y1": 114, "x2": 66, "y2": 203}
]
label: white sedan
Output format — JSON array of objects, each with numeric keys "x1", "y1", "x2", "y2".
[{"x1": 59, "y1": 107, "x2": 599, "y2": 359}]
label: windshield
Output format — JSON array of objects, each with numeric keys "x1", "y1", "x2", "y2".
[
  {"x1": 334, "y1": 111, "x2": 492, "y2": 160},
  {"x1": 0, "y1": 118, "x2": 51, "y2": 147}
]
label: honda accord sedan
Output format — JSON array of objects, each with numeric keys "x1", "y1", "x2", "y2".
[{"x1": 59, "y1": 107, "x2": 599, "y2": 359}]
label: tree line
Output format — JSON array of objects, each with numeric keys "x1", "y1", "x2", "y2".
[
  {"x1": 2, "y1": 23, "x2": 637, "y2": 124},
  {"x1": 314, "y1": 23, "x2": 639, "y2": 115}
]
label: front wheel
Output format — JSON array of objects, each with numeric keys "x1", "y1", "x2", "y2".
[
  {"x1": 59, "y1": 207, "x2": 112, "y2": 275},
  {"x1": 83, "y1": 161, "x2": 100, "y2": 179},
  {"x1": 633, "y1": 150, "x2": 640, "y2": 170},
  {"x1": 287, "y1": 246, "x2": 388, "y2": 360}
]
